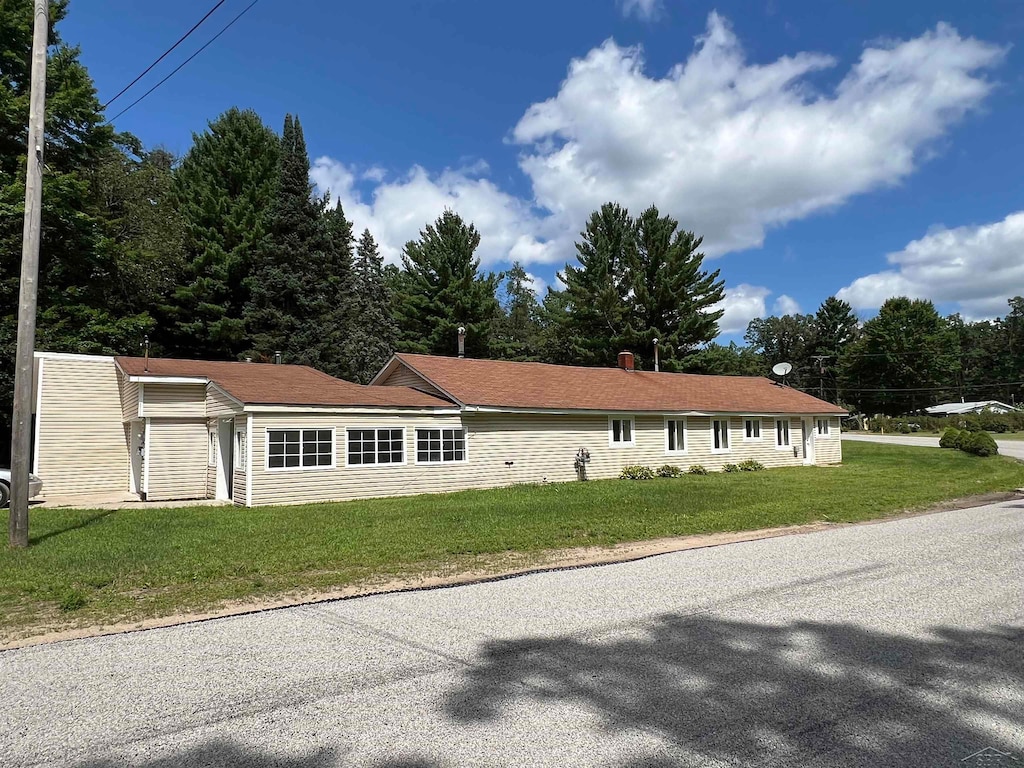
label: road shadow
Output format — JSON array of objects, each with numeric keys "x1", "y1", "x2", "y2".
[
  {"x1": 73, "y1": 740, "x2": 339, "y2": 768},
  {"x1": 28, "y1": 508, "x2": 117, "y2": 545},
  {"x1": 444, "y1": 615, "x2": 1024, "y2": 767}
]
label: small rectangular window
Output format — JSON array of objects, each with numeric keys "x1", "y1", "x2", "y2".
[
  {"x1": 817, "y1": 418, "x2": 830, "y2": 436},
  {"x1": 268, "y1": 428, "x2": 331, "y2": 469},
  {"x1": 416, "y1": 428, "x2": 466, "y2": 463},
  {"x1": 208, "y1": 428, "x2": 217, "y2": 466},
  {"x1": 744, "y1": 419, "x2": 761, "y2": 440},
  {"x1": 713, "y1": 419, "x2": 730, "y2": 451},
  {"x1": 235, "y1": 429, "x2": 246, "y2": 469},
  {"x1": 666, "y1": 419, "x2": 686, "y2": 452},
  {"x1": 610, "y1": 417, "x2": 634, "y2": 446},
  {"x1": 347, "y1": 428, "x2": 404, "y2": 466},
  {"x1": 776, "y1": 419, "x2": 791, "y2": 448}
]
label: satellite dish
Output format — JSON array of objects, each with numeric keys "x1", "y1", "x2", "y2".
[{"x1": 772, "y1": 362, "x2": 793, "y2": 377}]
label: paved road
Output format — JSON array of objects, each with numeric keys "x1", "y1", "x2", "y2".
[
  {"x1": 3, "y1": 503, "x2": 1023, "y2": 768},
  {"x1": 843, "y1": 431, "x2": 1024, "y2": 461}
]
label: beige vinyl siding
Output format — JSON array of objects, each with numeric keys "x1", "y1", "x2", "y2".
[
  {"x1": 377, "y1": 363, "x2": 448, "y2": 399},
  {"x1": 119, "y1": 378, "x2": 139, "y2": 422},
  {"x1": 146, "y1": 419, "x2": 208, "y2": 501},
  {"x1": 35, "y1": 355, "x2": 128, "y2": 497},
  {"x1": 207, "y1": 385, "x2": 241, "y2": 417},
  {"x1": 814, "y1": 416, "x2": 842, "y2": 465},
  {"x1": 247, "y1": 411, "x2": 823, "y2": 506},
  {"x1": 141, "y1": 383, "x2": 207, "y2": 418}
]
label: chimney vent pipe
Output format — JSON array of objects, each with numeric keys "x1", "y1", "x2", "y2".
[
  {"x1": 274, "y1": 351, "x2": 282, "y2": 365},
  {"x1": 457, "y1": 326, "x2": 466, "y2": 358},
  {"x1": 653, "y1": 338, "x2": 659, "y2": 373},
  {"x1": 617, "y1": 351, "x2": 635, "y2": 371}
]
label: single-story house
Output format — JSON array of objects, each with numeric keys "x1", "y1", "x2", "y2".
[
  {"x1": 924, "y1": 400, "x2": 1018, "y2": 417},
  {"x1": 32, "y1": 350, "x2": 845, "y2": 506}
]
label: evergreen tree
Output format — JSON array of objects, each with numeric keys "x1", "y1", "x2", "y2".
[
  {"x1": 624, "y1": 205, "x2": 725, "y2": 370},
  {"x1": 395, "y1": 210, "x2": 500, "y2": 357},
  {"x1": 679, "y1": 342, "x2": 764, "y2": 376},
  {"x1": 343, "y1": 229, "x2": 398, "y2": 383},
  {"x1": 559, "y1": 203, "x2": 635, "y2": 366},
  {"x1": 744, "y1": 314, "x2": 818, "y2": 390},
  {"x1": 491, "y1": 262, "x2": 542, "y2": 361},
  {"x1": 840, "y1": 297, "x2": 959, "y2": 415},
  {"x1": 162, "y1": 107, "x2": 280, "y2": 359},
  {"x1": 811, "y1": 296, "x2": 859, "y2": 402}
]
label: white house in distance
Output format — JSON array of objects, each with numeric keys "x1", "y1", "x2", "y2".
[
  {"x1": 31, "y1": 350, "x2": 846, "y2": 507},
  {"x1": 924, "y1": 400, "x2": 1018, "y2": 417}
]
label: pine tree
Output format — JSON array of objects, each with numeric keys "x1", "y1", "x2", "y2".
[
  {"x1": 625, "y1": 205, "x2": 725, "y2": 370},
  {"x1": 491, "y1": 262, "x2": 542, "y2": 361},
  {"x1": 395, "y1": 210, "x2": 500, "y2": 357},
  {"x1": 744, "y1": 314, "x2": 818, "y2": 390},
  {"x1": 811, "y1": 296, "x2": 859, "y2": 402},
  {"x1": 343, "y1": 230, "x2": 398, "y2": 383},
  {"x1": 162, "y1": 107, "x2": 280, "y2": 359}
]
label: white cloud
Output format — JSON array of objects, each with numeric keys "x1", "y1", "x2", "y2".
[
  {"x1": 620, "y1": 0, "x2": 663, "y2": 21},
  {"x1": 713, "y1": 284, "x2": 772, "y2": 334},
  {"x1": 773, "y1": 294, "x2": 802, "y2": 316},
  {"x1": 524, "y1": 271, "x2": 547, "y2": 297},
  {"x1": 361, "y1": 166, "x2": 387, "y2": 182},
  {"x1": 837, "y1": 211, "x2": 1024, "y2": 317},
  {"x1": 311, "y1": 14, "x2": 1003, "y2": 280},
  {"x1": 512, "y1": 13, "x2": 1003, "y2": 257}
]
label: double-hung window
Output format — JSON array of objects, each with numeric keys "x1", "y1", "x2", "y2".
[
  {"x1": 416, "y1": 428, "x2": 466, "y2": 463},
  {"x1": 609, "y1": 417, "x2": 635, "y2": 446},
  {"x1": 267, "y1": 428, "x2": 332, "y2": 469},
  {"x1": 816, "y1": 418, "x2": 830, "y2": 436},
  {"x1": 744, "y1": 418, "x2": 761, "y2": 440},
  {"x1": 712, "y1": 419, "x2": 730, "y2": 452},
  {"x1": 347, "y1": 428, "x2": 404, "y2": 466},
  {"x1": 666, "y1": 418, "x2": 686, "y2": 453},
  {"x1": 776, "y1": 419, "x2": 791, "y2": 448}
]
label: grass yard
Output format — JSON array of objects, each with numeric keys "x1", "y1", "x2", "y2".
[{"x1": 3, "y1": 441, "x2": 1023, "y2": 641}]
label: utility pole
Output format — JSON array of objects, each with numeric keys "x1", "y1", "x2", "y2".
[{"x1": 9, "y1": 0, "x2": 49, "y2": 549}]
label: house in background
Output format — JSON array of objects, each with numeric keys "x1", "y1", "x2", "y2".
[
  {"x1": 924, "y1": 400, "x2": 1018, "y2": 417},
  {"x1": 32, "y1": 350, "x2": 845, "y2": 507}
]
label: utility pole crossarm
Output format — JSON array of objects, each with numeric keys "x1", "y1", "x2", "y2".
[{"x1": 9, "y1": 0, "x2": 49, "y2": 549}]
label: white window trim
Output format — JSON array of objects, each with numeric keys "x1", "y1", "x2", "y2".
[
  {"x1": 743, "y1": 418, "x2": 762, "y2": 442},
  {"x1": 816, "y1": 418, "x2": 831, "y2": 437},
  {"x1": 265, "y1": 426, "x2": 337, "y2": 472},
  {"x1": 664, "y1": 416, "x2": 688, "y2": 455},
  {"x1": 775, "y1": 418, "x2": 792, "y2": 449},
  {"x1": 711, "y1": 418, "x2": 731, "y2": 454},
  {"x1": 235, "y1": 427, "x2": 246, "y2": 470},
  {"x1": 344, "y1": 426, "x2": 408, "y2": 469},
  {"x1": 414, "y1": 426, "x2": 469, "y2": 465},
  {"x1": 608, "y1": 416, "x2": 636, "y2": 447}
]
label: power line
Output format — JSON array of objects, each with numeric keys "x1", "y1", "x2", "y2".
[
  {"x1": 806, "y1": 380, "x2": 1024, "y2": 394},
  {"x1": 101, "y1": 0, "x2": 228, "y2": 110},
  {"x1": 105, "y1": 0, "x2": 261, "y2": 125}
]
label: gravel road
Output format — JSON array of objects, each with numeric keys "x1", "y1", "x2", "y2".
[{"x1": 3, "y1": 501, "x2": 1023, "y2": 767}]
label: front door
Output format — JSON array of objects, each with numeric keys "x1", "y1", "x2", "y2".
[
  {"x1": 803, "y1": 419, "x2": 815, "y2": 465},
  {"x1": 216, "y1": 419, "x2": 233, "y2": 500}
]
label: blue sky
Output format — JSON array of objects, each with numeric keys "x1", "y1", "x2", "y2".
[{"x1": 63, "y1": 0, "x2": 1024, "y2": 339}]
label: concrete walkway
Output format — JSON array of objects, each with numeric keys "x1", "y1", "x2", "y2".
[{"x1": 842, "y1": 431, "x2": 1024, "y2": 460}]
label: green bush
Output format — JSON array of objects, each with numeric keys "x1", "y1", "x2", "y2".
[
  {"x1": 738, "y1": 459, "x2": 766, "y2": 472},
  {"x1": 687, "y1": 464, "x2": 709, "y2": 475},
  {"x1": 962, "y1": 431, "x2": 999, "y2": 457},
  {"x1": 722, "y1": 463, "x2": 740, "y2": 473},
  {"x1": 939, "y1": 427, "x2": 962, "y2": 448},
  {"x1": 953, "y1": 430, "x2": 970, "y2": 450},
  {"x1": 656, "y1": 464, "x2": 683, "y2": 478},
  {"x1": 620, "y1": 465, "x2": 655, "y2": 480}
]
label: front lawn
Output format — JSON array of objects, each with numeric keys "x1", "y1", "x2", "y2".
[{"x1": 3, "y1": 441, "x2": 1023, "y2": 641}]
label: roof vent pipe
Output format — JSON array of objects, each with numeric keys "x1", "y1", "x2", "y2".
[
  {"x1": 457, "y1": 327, "x2": 466, "y2": 358},
  {"x1": 245, "y1": 357, "x2": 253, "y2": 363},
  {"x1": 617, "y1": 351, "x2": 635, "y2": 371},
  {"x1": 653, "y1": 338, "x2": 659, "y2": 373},
  {"x1": 274, "y1": 351, "x2": 282, "y2": 365}
]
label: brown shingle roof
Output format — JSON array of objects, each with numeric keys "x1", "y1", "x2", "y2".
[
  {"x1": 392, "y1": 354, "x2": 846, "y2": 415},
  {"x1": 115, "y1": 357, "x2": 453, "y2": 408}
]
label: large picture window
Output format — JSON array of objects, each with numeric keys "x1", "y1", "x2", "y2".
[
  {"x1": 666, "y1": 419, "x2": 686, "y2": 453},
  {"x1": 267, "y1": 428, "x2": 332, "y2": 469},
  {"x1": 347, "y1": 428, "x2": 404, "y2": 466},
  {"x1": 712, "y1": 419, "x2": 730, "y2": 452},
  {"x1": 416, "y1": 428, "x2": 466, "y2": 463}
]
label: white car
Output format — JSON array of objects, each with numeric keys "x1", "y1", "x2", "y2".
[{"x1": 0, "y1": 469, "x2": 43, "y2": 507}]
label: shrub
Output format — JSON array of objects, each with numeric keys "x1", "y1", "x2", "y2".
[
  {"x1": 656, "y1": 464, "x2": 683, "y2": 478},
  {"x1": 687, "y1": 464, "x2": 709, "y2": 475},
  {"x1": 962, "y1": 431, "x2": 999, "y2": 457},
  {"x1": 738, "y1": 459, "x2": 766, "y2": 472},
  {"x1": 939, "y1": 427, "x2": 961, "y2": 448},
  {"x1": 722, "y1": 463, "x2": 740, "y2": 473},
  {"x1": 620, "y1": 465, "x2": 655, "y2": 480},
  {"x1": 953, "y1": 429, "x2": 970, "y2": 450}
]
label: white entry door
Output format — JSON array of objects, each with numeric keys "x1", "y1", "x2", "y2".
[
  {"x1": 803, "y1": 419, "x2": 815, "y2": 465},
  {"x1": 216, "y1": 419, "x2": 234, "y2": 501}
]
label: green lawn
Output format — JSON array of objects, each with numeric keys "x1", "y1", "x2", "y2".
[{"x1": 3, "y1": 441, "x2": 1023, "y2": 641}]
